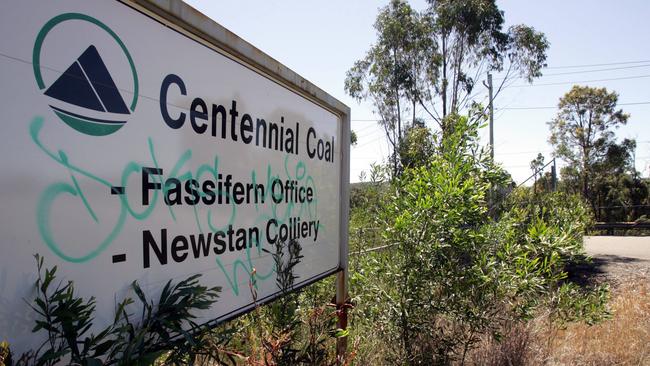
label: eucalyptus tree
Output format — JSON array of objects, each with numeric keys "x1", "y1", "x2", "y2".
[
  {"x1": 345, "y1": 0, "x2": 433, "y2": 175},
  {"x1": 530, "y1": 152, "x2": 545, "y2": 191},
  {"x1": 345, "y1": 0, "x2": 549, "y2": 176},
  {"x1": 428, "y1": 0, "x2": 548, "y2": 126},
  {"x1": 548, "y1": 85, "x2": 630, "y2": 211}
]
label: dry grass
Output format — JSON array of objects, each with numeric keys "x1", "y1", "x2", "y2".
[
  {"x1": 533, "y1": 276, "x2": 650, "y2": 365},
  {"x1": 467, "y1": 322, "x2": 534, "y2": 366},
  {"x1": 468, "y1": 275, "x2": 650, "y2": 366}
]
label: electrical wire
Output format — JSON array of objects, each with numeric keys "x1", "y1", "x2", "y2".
[
  {"x1": 497, "y1": 101, "x2": 650, "y2": 111},
  {"x1": 488, "y1": 60, "x2": 650, "y2": 75},
  {"x1": 494, "y1": 63, "x2": 650, "y2": 81},
  {"x1": 545, "y1": 59, "x2": 650, "y2": 69},
  {"x1": 508, "y1": 74, "x2": 650, "y2": 88}
]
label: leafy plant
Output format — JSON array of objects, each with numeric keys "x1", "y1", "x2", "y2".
[
  {"x1": 13, "y1": 254, "x2": 224, "y2": 366},
  {"x1": 110, "y1": 274, "x2": 222, "y2": 365},
  {"x1": 347, "y1": 112, "x2": 610, "y2": 365},
  {"x1": 1, "y1": 341, "x2": 11, "y2": 366},
  {"x1": 231, "y1": 239, "x2": 352, "y2": 366},
  {"x1": 259, "y1": 238, "x2": 304, "y2": 365},
  {"x1": 374, "y1": 114, "x2": 504, "y2": 364},
  {"x1": 28, "y1": 254, "x2": 113, "y2": 365}
]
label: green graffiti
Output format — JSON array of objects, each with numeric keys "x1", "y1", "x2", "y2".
[
  {"x1": 37, "y1": 182, "x2": 127, "y2": 263},
  {"x1": 30, "y1": 116, "x2": 322, "y2": 296}
]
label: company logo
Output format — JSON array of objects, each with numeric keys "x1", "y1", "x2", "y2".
[{"x1": 33, "y1": 13, "x2": 138, "y2": 136}]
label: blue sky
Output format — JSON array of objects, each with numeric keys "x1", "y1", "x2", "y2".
[{"x1": 185, "y1": 0, "x2": 650, "y2": 183}]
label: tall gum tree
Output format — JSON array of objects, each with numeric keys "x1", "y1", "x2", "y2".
[
  {"x1": 548, "y1": 85, "x2": 630, "y2": 211},
  {"x1": 345, "y1": 0, "x2": 549, "y2": 176}
]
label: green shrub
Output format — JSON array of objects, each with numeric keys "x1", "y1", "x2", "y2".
[
  {"x1": 11, "y1": 254, "x2": 224, "y2": 366},
  {"x1": 347, "y1": 114, "x2": 609, "y2": 365}
]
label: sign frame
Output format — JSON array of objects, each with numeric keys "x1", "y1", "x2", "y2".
[
  {"x1": 0, "y1": 0, "x2": 350, "y2": 353},
  {"x1": 120, "y1": 0, "x2": 351, "y2": 325}
]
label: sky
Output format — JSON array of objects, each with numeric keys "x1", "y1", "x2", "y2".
[{"x1": 184, "y1": 0, "x2": 650, "y2": 183}]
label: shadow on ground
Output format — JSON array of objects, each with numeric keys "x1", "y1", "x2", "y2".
[{"x1": 566, "y1": 254, "x2": 644, "y2": 287}]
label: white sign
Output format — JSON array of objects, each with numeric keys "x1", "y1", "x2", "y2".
[{"x1": 0, "y1": 0, "x2": 348, "y2": 353}]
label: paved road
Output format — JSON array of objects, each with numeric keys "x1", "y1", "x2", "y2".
[
  {"x1": 582, "y1": 236, "x2": 650, "y2": 285},
  {"x1": 584, "y1": 236, "x2": 650, "y2": 261}
]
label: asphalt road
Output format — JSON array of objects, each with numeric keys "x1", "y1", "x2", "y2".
[{"x1": 584, "y1": 236, "x2": 650, "y2": 261}]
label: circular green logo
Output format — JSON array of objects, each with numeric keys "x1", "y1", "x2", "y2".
[{"x1": 33, "y1": 13, "x2": 138, "y2": 136}]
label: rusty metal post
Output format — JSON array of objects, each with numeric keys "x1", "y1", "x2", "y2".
[{"x1": 336, "y1": 269, "x2": 348, "y2": 363}]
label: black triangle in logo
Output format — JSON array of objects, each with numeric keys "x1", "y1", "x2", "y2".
[
  {"x1": 78, "y1": 45, "x2": 129, "y2": 114},
  {"x1": 44, "y1": 56, "x2": 105, "y2": 112},
  {"x1": 44, "y1": 45, "x2": 130, "y2": 114}
]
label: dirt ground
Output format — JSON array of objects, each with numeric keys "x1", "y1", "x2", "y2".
[
  {"x1": 576, "y1": 254, "x2": 650, "y2": 289},
  {"x1": 523, "y1": 238, "x2": 650, "y2": 366},
  {"x1": 577, "y1": 236, "x2": 650, "y2": 287}
]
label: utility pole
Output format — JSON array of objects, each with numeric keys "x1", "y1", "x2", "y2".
[
  {"x1": 485, "y1": 73, "x2": 495, "y2": 215},
  {"x1": 551, "y1": 158, "x2": 557, "y2": 191},
  {"x1": 487, "y1": 73, "x2": 494, "y2": 160}
]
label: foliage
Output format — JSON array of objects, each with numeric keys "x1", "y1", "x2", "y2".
[
  {"x1": 590, "y1": 139, "x2": 649, "y2": 221},
  {"x1": 109, "y1": 275, "x2": 223, "y2": 365},
  {"x1": 548, "y1": 85, "x2": 649, "y2": 223},
  {"x1": 492, "y1": 190, "x2": 606, "y2": 319},
  {"x1": 550, "y1": 283, "x2": 610, "y2": 326},
  {"x1": 379, "y1": 114, "x2": 498, "y2": 364},
  {"x1": 428, "y1": 0, "x2": 548, "y2": 123},
  {"x1": 346, "y1": 111, "x2": 610, "y2": 364},
  {"x1": 1, "y1": 341, "x2": 10, "y2": 366},
  {"x1": 529, "y1": 153, "x2": 545, "y2": 190},
  {"x1": 224, "y1": 240, "x2": 349, "y2": 366},
  {"x1": 345, "y1": 0, "x2": 433, "y2": 176},
  {"x1": 351, "y1": 114, "x2": 514, "y2": 364},
  {"x1": 256, "y1": 239, "x2": 304, "y2": 365},
  {"x1": 345, "y1": 0, "x2": 548, "y2": 176},
  {"x1": 10, "y1": 246, "x2": 351, "y2": 366},
  {"x1": 397, "y1": 119, "x2": 435, "y2": 170},
  {"x1": 548, "y1": 85, "x2": 631, "y2": 215},
  {"x1": 12, "y1": 254, "x2": 224, "y2": 366}
]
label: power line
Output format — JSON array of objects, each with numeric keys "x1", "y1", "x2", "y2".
[
  {"x1": 353, "y1": 122, "x2": 380, "y2": 132},
  {"x1": 497, "y1": 149, "x2": 552, "y2": 156},
  {"x1": 498, "y1": 106, "x2": 556, "y2": 110},
  {"x1": 544, "y1": 59, "x2": 650, "y2": 69},
  {"x1": 354, "y1": 135, "x2": 386, "y2": 149},
  {"x1": 502, "y1": 164, "x2": 542, "y2": 169},
  {"x1": 350, "y1": 76, "x2": 650, "y2": 120},
  {"x1": 351, "y1": 73, "x2": 650, "y2": 122},
  {"x1": 350, "y1": 74, "x2": 650, "y2": 119},
  {"x1": 356, "y1": 127, "x2": 384, "y2": 137},
  {"x1": 508, "y1": 74, "x2": 650, "y2": 88},
  {"x1": 543, "y1": 63, "x2": 650, "y2": 76},
  {"x1": 351, "y1": 117, "x2": 438, "y2": 123},
  {"x1": 353, "y1": 126, "x2": 382, "y2": 138},
  {"x1": 497, "y1": 101, "x2": 650, "y2": 111},
  {"x1": 489, "y1": 60, "x2": 650, "y2": 75},
  {"x1": 495, "y1": 64, "x2": 650, "y2": 81}
]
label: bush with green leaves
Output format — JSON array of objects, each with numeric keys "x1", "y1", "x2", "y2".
[
  {"x1": 230, "y1": 239, "x2": 349, "y2": 366},
  {"x1": 11, "y1": 255, "x2": 226, "y2": 366},
  {"x1": 362, "y1": 114, "x2": 507, "y2": 364},
  {"x1": 492, "y1": 189, "x2": 609, "y2": 323},
  {"x1": 8, "y1": 244, "x2": 351, "y2": 366},
  {"x1": 348, "y1": 113, "x2": 609, "y2": 365}
]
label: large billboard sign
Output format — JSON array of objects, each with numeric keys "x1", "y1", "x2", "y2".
[{"x1": 0, "y1": 0, "x2": 349, "y2": 353}]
